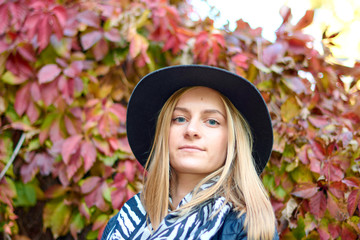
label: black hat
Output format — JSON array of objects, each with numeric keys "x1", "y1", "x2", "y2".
[{"x1": 126, "y1": 65, "x2": 273, "y2": 175}]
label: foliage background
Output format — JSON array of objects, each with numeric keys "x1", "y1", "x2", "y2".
[{"x1": 0, "y1": 0, "x2": 359, "y2": 239}]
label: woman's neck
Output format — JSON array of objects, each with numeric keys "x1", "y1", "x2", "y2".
[{"x1": 170, "y1": 173, "x2": 207, "y2": 210}]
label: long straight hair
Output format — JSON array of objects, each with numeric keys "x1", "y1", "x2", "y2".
[{"x1": 141, "y1": 87, "x2": 276, "y2": 239}]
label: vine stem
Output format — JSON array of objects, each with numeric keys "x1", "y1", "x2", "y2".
[{"x1": 0, "y1": 132, "x2": 26, "y2": 180}]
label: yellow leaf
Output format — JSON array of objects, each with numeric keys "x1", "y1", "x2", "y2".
[{"x1": 281, "y1": 96, "x2": 301, "y2": 122}]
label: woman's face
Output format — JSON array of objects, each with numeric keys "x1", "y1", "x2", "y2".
[{"x1": 169, "y1": 87, "x2": 228, "y2": 178}]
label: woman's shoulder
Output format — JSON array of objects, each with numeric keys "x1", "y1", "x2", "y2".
[
  {"x1": 212, "y1": 210, "x2": 279, "y2": 240},
  {"x1": 101, "y1": 193, "x2": 143, "y2": 240}
]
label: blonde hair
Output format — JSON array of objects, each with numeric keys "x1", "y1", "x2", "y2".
[{"x1": 141, "y1": 87, "x2": 276, "y2": 239}]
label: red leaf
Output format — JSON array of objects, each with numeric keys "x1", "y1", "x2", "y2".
[
  {"x1": 24, "y1": 13, "x2": 40, "y2": 40},
  {"x1": 327, "y1": 193, "x2": 345, "y2": 221},
  {"x1": 17, "y1": 44, "x2": 36, "y2": 62},
  {"x1": 20, "y1": 155, "x2": 38, "y2": 183},
  {"x1": 292, "y1": 183, "x2": 319, "y2": 199},
  {"x1": 119, "y1": 137, "x2": 132, "y2": 153},
  {"x1": 81, "y1": 141, "x2": 97, "y2": 172},
  {"x1": 49, "y1": 14, "x2": 63, "y2": 40},
  {"x1": 111, "y1": 187, "x2": 126, "y2": 210},
  {"x1": 0, "y1": 4, "x2": 9, "y2": 35},
  {"x1": 40, "y1": 80, "x2": 58, "y2": 106},
  {"x1": 309, "y1": 191, "x2": 326, "y2": 219},
  {"x1": 93, "y1": 138, "x2": 110, "y2": 156},
  {"x1": 341, "y1": 225, "x2": 357, "y2": 240},
  {"x1": 347, "y1": 190, "x2": 360, "y2": 216},
  {"x1": 298, "y1": 146, "x2": 309, "y2": 164},
  {"x1": 38, "y1": 64, "x2": 61, "y2": 84},
  {"x1": 318, "y1": 227, "x2": 330, "y2": 240},
  {"x1": 104, "y1": 28, "x2": 122, "y2": 42},
  {"x1": 328, "y1": 223, "x2": 341, "y2": 239},
  {"x1": 84, "y1": 182, "x2": 109, "y2": 211},
  {"x1": 108, "y1": 137, "x2": 120, "y2": 150},
  {"x1": 124, "y1": 160, "x2": 136, "y2": 182},
  {"x1": 77, "y1": 10, "x2": 100, "y2": 28},
  {"x1": 66, "y1": 148, "x2": 82, "y2": 179},
  {"x1": 79, "y1": 202, "x2": 90, "y2": 220},
  {"x1": 52, "y1": 5, "x2": 67, "y2": 27},
  {"x1": 310, "y1": 140, "x2": 325, "y2": 160},
  {"x1": 93, "y1": 38, "x2": 108, "y2": 61},
  {"x1": 81, "y1": 176, "x2": 101, "y2": 194},
  {"x1": 262, "y1": 43, "x2": 286, "y2": 66},
  {"x1": 38, "y1": 15, "x2": 51, "y2": 52},
  {"x1": 26, "y1": 100, "x2": 39, "y2": 123},
  {"x1": 64, "y1": 115, "x2": 78, "y2": 135},
  {"x1": 14, "y1": 83, "x2": 31, "y2": 116},
  {"x1": 61, "y1": 134, "x2": 82, "y2": 164},
  {"x1": 30, "y1": 82, "x2": 41, "y2": 102},
  {"x1": 293, "y1": 10, "x2": 314, "y2": 31},
  {"x1": 58, "y1": 75, "x2": 74, "y2": 104},
  {"x1": 322, "y1": 162, "x2": 344, "y2": 182},
  {"x1": 34, "y1": 152, "x2": 54, "y2": 175},
  {"x1": 308, "y1": 116, "x2": 329, "y2": 128},
  {"x1": 81, "y1": 30, "x2": 102, "y2": 50},
  {"x1": 63, "y1": 61, "x2": 82, "y2": 78},
  {"x1": 231, "y1": 54, "x2": 248, "y2": 69},
  {"x1": 109, "y1": 104, "x2": 126, "y2": 122},
  {"x1": 328, "y1": 182, "x2": 347, "y2": 199},
  {"x1": 343, "y1": 177, "x2": 360, "y2": 187}
]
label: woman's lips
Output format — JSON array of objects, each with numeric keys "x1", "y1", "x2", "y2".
[{"x1": 179, "y1": 145, "x2": 204, "y2": 152}]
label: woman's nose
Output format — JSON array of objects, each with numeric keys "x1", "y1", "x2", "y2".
[{"x1": 184, "y1": 120, "x2": 201, "y2": 138}]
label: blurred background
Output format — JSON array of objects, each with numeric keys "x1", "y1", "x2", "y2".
[
  {"x1": 0, "y1": 0, "x2": 359, "y2": 239},
  {"x1": 192, "y1": 0, "x2": 360, "y2": 66}
]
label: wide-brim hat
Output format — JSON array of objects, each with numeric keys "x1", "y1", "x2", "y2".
[{"x1": 126, "y1": 65, "x2": 273, "y2": 175}]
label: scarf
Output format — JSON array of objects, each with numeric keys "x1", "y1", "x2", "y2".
[{"x1": 104, "y1": 180, "x2": 232, "y2": 240}]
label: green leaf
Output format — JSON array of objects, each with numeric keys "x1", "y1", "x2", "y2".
[
  {"x1": 263, "y1": 174, "x2": 275, "y2": 191},
  {"x1": 28, "y1": 138, "x2": 41, "y2": 151},
  {"x1": 70, "y1": 211, "x2": 85, "y2": 236},
  {"x1": 43, "y1": 199, "x2": 72, "y2": 238},
  {"x1": 1, "y1": 71, "x2": 25, "y2": 85},
  {"x1": 293, "y1": 216, "x2": 306, "y2": 240},
  {"x1": 86, "y1": 230, "x2": 99, "y2": 240},
  {"x1": 274, "y1": 185, "x2": 287, "y2": 199},
  {"x1": 13, "y1": 181, "x2": 37, "y2": 207},
  {"x1": 290, "y1": 165, "x2": 313, "y2": 183},
  {"x1": 102, "y1": 184, "x2": 112, "y2": 202},
  {"x1": 256, "y1": 80, "x2": 273, "y2": 91},
  {"x1": 283, "y1": 144, "x2": 296, "y2": 158}
]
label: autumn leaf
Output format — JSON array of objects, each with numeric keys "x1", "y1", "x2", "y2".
[
  {"x1": 38, "y1": 64, "x2": 62, "y2": 84},
  {"x1": 309, "y1": 191, "x2": 327, "y2": 219},
  {"x1": 347, "y1": 189, "x2": 360, "y2": 216},
  {"x1": 81, "y1": 141, "x2": 97, "y2": 172},
  {"x1": 14, "y1": 83, "x2": 31, "y2": 116},
  {"x1": 280, "y1": 96, "x2": 301, "y2": 122},
  {"x1": 81, "y1": 30, "x2": 102, "y2": 51},
  {"x1": 77, "y1": 10, "x2": 100, "y2": 28},
  {"x1": 292, "y1": 183, "x2": 318, "y2": 199},
  {"x1": 61, "y1": 134, "x2": 82, "y2": 164},
  {"x1": 293, "y1": 10, "x2": 314, "y2": 31}
]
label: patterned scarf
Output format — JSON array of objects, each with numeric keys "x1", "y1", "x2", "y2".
[{"x1": 103, "y1": 180, "x2": 231, "y2": 240}]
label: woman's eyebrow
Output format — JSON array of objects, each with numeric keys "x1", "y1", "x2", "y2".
[
  {"x1": 173, "y1": 107, "x2": 190, "y2": 113},
  {"x1": 174, "y1": 107, "x2": 225, "y2": 119},
  {"x1": 203, "y1": 109, "x2": 226, "y2": 119}
]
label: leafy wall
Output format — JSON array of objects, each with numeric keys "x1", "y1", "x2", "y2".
[{"x1": 0, "y1": 0, "x2": 359, "y2": 239}]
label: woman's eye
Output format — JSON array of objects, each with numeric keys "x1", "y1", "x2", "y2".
[
  {"x1": 173, "y1": 116, "x2": 186, "y2": 123},
  {"x1": 207, "y1": 119, "x2": 219, "y2": 126}
]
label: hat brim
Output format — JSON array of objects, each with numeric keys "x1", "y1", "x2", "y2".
[{"x1": 126, "y1": 65, "x2": 273, "y2": 175}]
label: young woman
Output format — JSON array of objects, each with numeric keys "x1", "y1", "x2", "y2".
[{"x1": 102, "y1": 65, "x2": 278, "y2": 240}]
